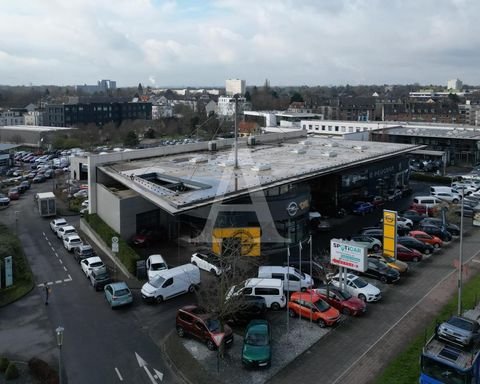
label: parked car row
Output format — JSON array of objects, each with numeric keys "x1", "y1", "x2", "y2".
[{"x1": 49, "y1": 217, "x2": 133, "y2": 308}]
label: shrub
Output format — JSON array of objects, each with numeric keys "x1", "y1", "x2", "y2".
[
  {"x1": 5, "y1": 362, "x2": 19, "y2": 380},
  {"x1": 28, "y1": 357, "x2": 54, "y2": 380},
  {"x1": 410, "y1": 172, "x2": 452, "y2": 184},
  {"x1": 0, "y1": 356, "x2": 9, "y2": 372},
  {"x1": 84, "y1": 214, "x2": 140, "y2": 274}
]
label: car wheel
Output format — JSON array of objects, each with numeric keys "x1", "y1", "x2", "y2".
[
  {"x1": 380, "y1": 276, "x2": 388, "y2": 284},
  {"x1": 191, "y1": 261, "x2": 197, "y2": 266},
  {"x1": 413, "y1": 256, "x2": 420, "y2": 262},
  {"x1": 176, "y1": 326, "x2": 185, "y2": 338},
  {"x1": 358, "y1": 294, "x2": 367, "y2": 302},
  {"x1": 317, "y1": 319, "x2": 326, "y2": 328},
  {"x1": 271, "y1": 302, "x2": 281, "y2": 311},
  {"x1": 424, "y1": 249, "x2": 431, "y2": 255},
  {"x1": 206, "y1": 339, "x2": 216, "y2": 351},
  {"x1": 300, "y1": 287, "x2": 307, "y2": 292},
  {"x1": 372, "y1": 244, "x2": 380, "y2": 252},
  {"x1": 288, "y1": 309, "x2": 297, "y2": 318},
  {"x1": 188, "y1": 284, "x2": 195, "y2": 293},
  {"x1": 155, "y1": 295, "x2": 164, "y2": 303},
  {"x1": 434, "y1": 243, "x2": 440, "y2": 249},
  {"x1": 210, "y1": 268, "x2": 216, "y2": 275},
  {"x1": 453, "y1": 199, "x2": 459, "y2": 204},
  {"x1": 341, "y1": 308, "x2": 351, "y2": 316}
]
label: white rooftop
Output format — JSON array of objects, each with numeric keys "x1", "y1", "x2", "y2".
[{"x1": 98, "y1": 134, "x2": 421, "y2": 214}]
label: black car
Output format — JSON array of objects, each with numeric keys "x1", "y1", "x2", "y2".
[
  {"x1": 400, "y1": 210, "x2": 426, "y2": 224},
  {"x1": 397, "y1": 236, "x2": 435, "y2": 255},
  {"x1": 228, "y1": 296, "x2": 267, "y2": 324},
  {"x1": 74, "y1": 244, "x2": 96, "y2": 263},
  {"x1": 89, "y1": 269, "x2": 111, "y2": 291},
  {"x1": 359, "y1": 227, "x2": 383, "y2": 242},
  {"x1": 417, "y1": 224, "x2": 452, "y2": 242},
  {"x1": 360, "y1": 258, "x2": 400, "y2": 284},
  {"x1": 419, "y1": 218, "x2": 460, "y2": 236}
]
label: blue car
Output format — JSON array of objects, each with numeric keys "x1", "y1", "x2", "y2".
[
  {"x1": 104, "y1": 282, "x2": 133, "y2": 309},
  {"x1": 352, "y1": 201, "x2": 374, "y2": 215}
]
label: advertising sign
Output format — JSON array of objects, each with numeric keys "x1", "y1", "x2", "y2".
[
  {"x1": 330, "y1": 239, "x2": 367, "y2": 272},
  {"x1": 383, "y1": 210, "x2": 397, "y2": 258},
  {"x1": 5, "y1": 256, "x2": 13, "y2": 287},
  {"x1": 212, "y1": 227, "x2": 261, "y2": 257}
]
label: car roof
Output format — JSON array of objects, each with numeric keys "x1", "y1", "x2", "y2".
[
  {"x1": 85, "y1": 256, "x2": 102, "y2": 263},
  {"x1": 61, "y1": 225, "x2": 76, "y2": 231},
  {"x1": 108, "y1": 282, "x2": 129, "y2": 290},
  {"x1": 148, "y1": 254, "x2": 165, "y2": 262},
  {"x1": 290, "y1": 291, "x2": 322, "y2": 302}
]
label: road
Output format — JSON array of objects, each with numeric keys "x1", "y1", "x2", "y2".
[{"x1": 0, "y1": 181, "x2": 184, "y2": 384}]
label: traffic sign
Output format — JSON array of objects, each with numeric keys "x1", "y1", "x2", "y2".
[
  {"x1": 212, "y1": 333, "x2": 225, "y2": 347},
  {"x1": 112, "y1": 236, "x2": 119, "y2": 243},
  {"x1": 112, "y1": 242, "x2": 119, "y2": 253}
]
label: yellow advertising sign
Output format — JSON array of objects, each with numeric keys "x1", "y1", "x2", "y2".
[
  {"x1": 212, "y1": 227, "x2": 261, "y2": 257},
  {"x1": 383, "y1": 210, "x2": 397, "y2": 258}
]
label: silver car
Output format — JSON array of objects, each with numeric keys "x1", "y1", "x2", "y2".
[{"x1": 437, "y1": 316, "x2": 480, "y2": 347}]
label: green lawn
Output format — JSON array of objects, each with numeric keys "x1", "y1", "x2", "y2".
[
  {"x1": 374, "y1": 272, "x2": 480, "y2": 384},
  {"x1": 0, "y1": 224, "x2": 35, "y2": 307}
]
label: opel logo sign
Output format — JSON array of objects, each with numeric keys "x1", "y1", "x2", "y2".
[{"x1": 287, "y1": 202, "x2": 299, "y2": 217}]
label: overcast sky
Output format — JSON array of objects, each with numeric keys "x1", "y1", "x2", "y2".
[{"x1": 1, "y1": 0, "x2": 479, "y2": 87}]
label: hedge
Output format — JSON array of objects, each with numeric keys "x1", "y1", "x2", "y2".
[
  {"x1": 83, "y1": 213, "x2": 140, "y2": 274},
  {"x1": 5, "y1": 362, "x2": 19, "y2": 380},
  {"x1": 0, "y1": 357, "x2": 9, "y2": 372},
  {"x1": 410, "y1": 172, "x2": 452, "y2": 184},
  {"x1": 28, "y1": 357, "x2": 58, "y2": 384}
]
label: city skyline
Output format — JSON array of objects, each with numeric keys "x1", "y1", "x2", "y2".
[{"x1": 1, "y1": 0, "x2": 480, "y2": 87}]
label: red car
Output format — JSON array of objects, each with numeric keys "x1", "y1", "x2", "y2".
[
  {"x1": 8, "y1": 187, "x2": 20, "y2": 200},
  {"x1": 288, "y1": 291, "x2": 341, "y2": 327},
  {"x1": 409, "y1": 203, "x2": 437, "y2": 216},
  {"x1": 131, "y1": 229, "x2": 156, "y2": 247},
  {"x1": 408, "y1": 230, "x2": 443, "y2": 249},
  {"x1": 314, "y1": 286, "x2": 366, "y2": 316},
  {"x1": 397, "y1": 244, "x2": 423, "y2": 262}
]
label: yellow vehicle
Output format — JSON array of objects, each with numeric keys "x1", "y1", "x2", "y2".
[{"x1": 368, "y1": 254, "x2": 408, "y2": 274}]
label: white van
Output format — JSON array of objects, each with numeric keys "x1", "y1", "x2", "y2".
[
  {"x1": 257, "y1": 266, "x2": 313, "y2": 292},
  {"x1": 146, "y1": 254, "x2": 168, "y2": 281},
  {"x1": 227, "y1": 278, "x2": 286, "y2": 310},
  {"x1": 141, "y1": 264, "x2": 200, "y2": 303},
  {"x1": 412, "y1": 196, "x2": 443, "y2": 206}
]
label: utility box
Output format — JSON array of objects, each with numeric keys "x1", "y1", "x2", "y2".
[{"x1": 36, "y1": 192, "x2": 56, "y2": 217}]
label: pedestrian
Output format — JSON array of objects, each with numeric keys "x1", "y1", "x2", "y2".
[{"x1": 44, "y1": 282, "x2": 50, "y2": 305}]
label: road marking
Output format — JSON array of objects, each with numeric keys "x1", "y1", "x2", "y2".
[
  {"x1": 55, "y1": 280, "x2": 62, "y2": 284},
  {"x1": 59, "y1": 259, "x2": 63, "y2": 264},
  {"x1": 54, "y1": 252, "x2": 59, "y2": 258},
  {"x1": 42, "y1": 232, "x2": 45, "y2": 236},
  {"x1": 114, "y1": 367, "x2": 123, "y2": 381},
  {"x1": 67, "y1": 274, "x2": 72, "y2": 280},
  {"x1": 51, "y1": 246, "x2": 55, "y2": 252},
  {"x1": 135, "y1": 352, "x2": 162, "y2": 383},
  {"x1": 63, "y1": 266, "x2": 67, "y2": 271},
  {"x1": 332, "y1": 247, "x2": 480, "y2": 384}
]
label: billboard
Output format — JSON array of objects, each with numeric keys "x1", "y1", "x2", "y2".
[
  {"x1": 383, "y1": 210, "x2": 397, "y2": 258},
  {"x1": 330, "y1": 239, "x2": 367, "y2": 272},
  {"x1": 212, "y1": 227, "x2": 261, "y2": 257}
]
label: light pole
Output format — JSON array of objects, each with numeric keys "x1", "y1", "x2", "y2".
[
  {"x1": 56, "y1": 326, "x2": 64, "y2": 384},
  {"x1": 457, "y1": 186, "x2": 465, "y2": 315}
]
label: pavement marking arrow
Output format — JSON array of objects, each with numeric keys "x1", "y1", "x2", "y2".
[{"x1": 135, "y1": 352, "x2": 163, "y2": 383}]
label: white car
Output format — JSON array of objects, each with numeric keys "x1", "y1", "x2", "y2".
[
  {"x1": 397, "y1": 216, "x2": 414, "y2": 229},
  {"x1": 73, "y1": 189, "x2": 88, "y2": 198},
  {"x1": 81, "y1": 200, "x2": 89, "y2": 209},
  {"x1": 81, "y1": 256, "x2": 106, "y2": 277},
  {"x1": 433, "y1": 192, "x2": 462, "y2": 204},
  {"x1": 57, "y1": 225, "x2": 77, "y2": 240},
  {"x1": 191, "y1": 251, "x2": 226, "y2": 276},
  {"x1": 452, "y1": 182, "x2": 477, "y2": 194},
  {"x1": 347, "y1": 235, "x2": 382, "y2": 252},
  {"x1": 330, "y1": 273, "x2": 381, "y2": 302},
  {"x1": 50, "y1": 218, "x2": 68, "y2": 233},
  {"x1": 63, "y1": 235, "x2": 83, "y2": 252}
]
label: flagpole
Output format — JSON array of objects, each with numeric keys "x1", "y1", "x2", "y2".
[
  {"x1": 309, "y1": 235, "x2": 313, "y2": 325},
  {"x1": 287, "y1": 245, "x2": 290, "y2": 335},
  {"x1": 299, "y1": 241, "x2": 302, "y2": 333}
]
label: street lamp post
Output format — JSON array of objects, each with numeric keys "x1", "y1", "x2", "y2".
[
  {"x1": 457, "y1": 187, "x2": 465, "y2": 315},
  {"x1": 56, "y1": 326, "x2": 64, "y2": 384}
]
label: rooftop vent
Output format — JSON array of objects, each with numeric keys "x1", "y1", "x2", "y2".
[
  {"x1": 247, "y1": 136, "x2": 256, "y2": 146},
  {"x1": 251, "y1": 163, "x2": 271, "y2": 172},
  {"x1": 321, "y1": 151, "x2": 337, "y2": 157},
  {"x1": 325, "y1": 142, "x2": 339, "y2": 147},
  {"x1": 353, "y1": 145, "x2": 367, "y2": 150},
  {"x1": 299, "y1": 140, "x2": 312, "y2": 146},
  {"x1": 291, "y1": 148, "x2": 306, "y2": 154},
  {"x1": 189, "y1": 156, "x2": 208, "y2": 164},
  {"x1": 208, "y1": 141, "x2": 217, "y2": 151}
]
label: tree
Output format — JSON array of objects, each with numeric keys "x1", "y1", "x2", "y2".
[
  {"x1": 124, "y1": 130, "x2": 139, "y2": 147},
  {"x1": 290, "y1": 92, "x2": 304, "y2": 103},
  {"x1": 144, "y1": 128, "x2": 156, "y2": 139},
  {"x1": 137, "y1": 83, "x2": 143, "y2": 95},
  {"x1": 244, "y1": 90, "x2": 251, "y2": 102}
]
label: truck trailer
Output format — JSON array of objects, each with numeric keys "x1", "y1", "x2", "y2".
[{"x1": 36, "y1": 192, "x2": 56, "y2": 217}]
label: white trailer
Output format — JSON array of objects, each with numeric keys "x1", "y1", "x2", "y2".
[{"x1": 36, "y1": 192, "x2": 56, "y2": 217}]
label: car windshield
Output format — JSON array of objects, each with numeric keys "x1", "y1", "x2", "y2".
[
  {"x1": 313, "y1": 298, "x2": 330, "y2": 312},
  {"x1": 114, "y1": 288, "x2": 130, "y2": 296},
  {"x1": 150, "y1": 276, "x2": 166, "y2": 288},
  {"x1": 245, "y1": 330, "x2": 269, "y2": 346},
  {"x1": 95, "y1": 272, "x2": 109, "y2": 280},
  {"x1": 448, "y1": 317, "x2": 476, "y2": 331},
  {"x1": 422, "y1": 356, "x2": 470, "y2": 384},
  {"x1": 90, "y1": 262, "x2": 103, "y2": 268},
  {"x1": 151, "y1": 262, "x2": 167, "y2": 271},
  {"x1": 205, "y1": 318, "x2": 221, "y2": 332},
  {"x1": 294, "y1": 268, "x2": 306, "y2": 279},
  {"x1": 335, "y1": 290, "x2": 352, "y2": 300},
  {"x1": 383, "y1": 256, "x2": 396, "y2": 263},
  {"x1": 352, "y1": 277, "x2": 367, "y2": 288}
]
